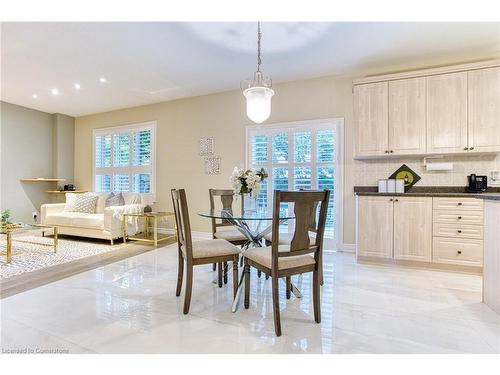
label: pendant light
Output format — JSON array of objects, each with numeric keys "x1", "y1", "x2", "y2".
[{"x1": 241, "y1": 22, "x2": 274, "y2": 124}]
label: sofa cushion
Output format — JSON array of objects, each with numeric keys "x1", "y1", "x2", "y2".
[
  {"x1": 95, "y1": 193, "x2": 112, "y2": 213},
  {"x1": 72, "y1": 193, "x2": 99, "y2": 214},
  {"x1": 63, "y1": 193, "x2": 78, "y2": 212},
  {"x1": 123, "y1": 193, "x2": 142, "y2": 205},
  {"x1": 105, "y1": 192, "x2": 125, "y2": 207},
  {"x1": 45, "y1": 212, "x2": 104, "y2": 230}
]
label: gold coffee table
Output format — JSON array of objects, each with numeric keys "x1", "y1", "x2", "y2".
[
  {"x1": 1, "y1": 223, "x2": 58, "y2": 264},
  {"x1": 122, "y1": 211, "x2": 176, "y2": 247}
]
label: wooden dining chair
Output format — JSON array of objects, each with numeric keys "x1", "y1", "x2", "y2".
[
  {"x1": 209, "y1": 189, "x2": 247, "y2": 286},
  {"x1": 243, "y1": 189, "x2": 330, "y2": 336},
  {"x1": 264, "y1": 193, "x2": 325, "y2": 286},
  {"x1": 171, "y1": 189, "x2": 240, "y2": 314}
]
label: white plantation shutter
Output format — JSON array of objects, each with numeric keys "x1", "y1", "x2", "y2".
[
  {"x1": 93, "y1": 122, "x2": 156, "y2": 197},
  {"x1": 247, "y1": 120, "x2": 339, "y2": 239}
]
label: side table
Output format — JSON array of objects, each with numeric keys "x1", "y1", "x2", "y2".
[{"x1": 122, "y1": 211, "x2": 176, "y2": 247}]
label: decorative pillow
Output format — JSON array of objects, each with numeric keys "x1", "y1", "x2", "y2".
[
  {"x1": 72, "y1": 193, "x2": 99, "y2": 214},
  {"x1": 63, "y1": 193, "x2": 78, "y2": 212},
  {"x1": 105, "y1": 192, "x2": 125, "y2": 207}
]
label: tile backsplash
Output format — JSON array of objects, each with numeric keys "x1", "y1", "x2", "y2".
[{"x1": 354, "y1": 154, "x2": 500, "y2": 187}]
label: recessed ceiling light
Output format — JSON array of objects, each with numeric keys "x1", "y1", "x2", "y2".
[
  {"x1": 74, "y1": 83, "x2": 81, "y2": 90},
  {"x1": 99, "y1": 77, "x2": 107, "y2": 83},
  {"x1": 51, "y1": 88, "x2": 59, "y2": 95},
  {"x1": 32, "y1": 94, "x2": 38, "y2": 99}
]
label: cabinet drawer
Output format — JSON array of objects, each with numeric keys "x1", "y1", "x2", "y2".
[
  {"x1": 433, "y1": 197, "x2": 483, "y2": 211},
  {"x1": 433, "y1": 210, "x2": 483, "y2": 225},
  {"x1": 433, "y1": 223, "x2": 483, "y2": 239},
  {"x1": 432, "y1": 237, "x2": 483, "y2": 266}
]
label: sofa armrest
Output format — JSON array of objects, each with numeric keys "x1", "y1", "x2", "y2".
[
  {"x1": 41, "y1": 203, "x2": 65, "y2": 224},
  {"x1": 104, "y1": 204, "x2": 144, "y2": 232}
]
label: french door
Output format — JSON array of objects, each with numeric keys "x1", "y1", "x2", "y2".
[{"x1": 246, "y1": 118, "x2": 342, "y2": 242}]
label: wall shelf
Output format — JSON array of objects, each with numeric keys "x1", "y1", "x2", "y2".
[
  {"x1": 20, "y1": 178, "x2": 66, "y2": 182},
  {"x1": 46, "y1": 190, "x2": 87, "y2": 194}
]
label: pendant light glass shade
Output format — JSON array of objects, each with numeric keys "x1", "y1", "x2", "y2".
[
  {"x1": 243, "y1": 86, "x2": 274, "y2": 124},
  {"x1": 241, "y1": 22, "x2": 274, "y2": 124}
]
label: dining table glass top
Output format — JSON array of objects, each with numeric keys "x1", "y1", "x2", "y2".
[{"x1": 198, "y1": 209, "x2": 295, "y2": 221}]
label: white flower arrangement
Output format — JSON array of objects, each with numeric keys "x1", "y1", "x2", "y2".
[{"x1": 230, "y1": 167, "x2": 268, "y2": 196}]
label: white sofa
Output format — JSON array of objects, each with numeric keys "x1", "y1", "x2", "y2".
[{"x1": 41, "y1": 192, "x2": 146, "y2": 244}]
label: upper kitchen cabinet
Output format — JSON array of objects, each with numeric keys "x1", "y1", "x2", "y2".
[
  {"x1": 353, "y1": 59, "x2": 500, "y2": 159},
  {"x1": 388, "y1": 77, "x2": 426, "y2": 155},
  {"x1": 468, "y1": 66, "x2": 500, "y2": 153},
  {"x1": 426, "y1": 72, "x2": 468, "y2": 154},
  {"x1": 353, "y1": 82, "x2": 389, "y2": 157}
]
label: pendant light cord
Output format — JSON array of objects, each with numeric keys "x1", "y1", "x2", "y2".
[{"x1": 257, "y1": 21, "x2": 262, "y2": 72}]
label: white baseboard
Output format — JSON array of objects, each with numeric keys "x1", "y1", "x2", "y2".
[
  {"x1": 338, "y1": 243, "x2": 356, "y2": 253},
  {"x1": 157, "y1": 228, "x2": 211, "y2": 240}
]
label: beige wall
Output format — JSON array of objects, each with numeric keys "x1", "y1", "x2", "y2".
[
  {"x1": 1, "y1": 102, "x2": 54, "y2": 222},
  {"x1": 75, "y1": 75, "x2": 356, "y2": 245},
  {"x1": 0, "y1": 102, "x2": 75, "y2": 222}
]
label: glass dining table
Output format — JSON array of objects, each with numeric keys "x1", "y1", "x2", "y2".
[{"x1": 198, "y1": 208, "x2": 302, "y2": 312}]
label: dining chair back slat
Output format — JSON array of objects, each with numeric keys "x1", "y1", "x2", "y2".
[
  {"x1": 209, "y1": 189, "x2": 244, "y2": 230},
  {"x1": 171, "y1": 189, "x2": 193, "y2": 260},
  {"x1": 272, "y1": 190, "x2": 330, "y2": 263}
]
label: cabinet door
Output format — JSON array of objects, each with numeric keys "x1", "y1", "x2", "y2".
[
  {"x1": 354, "y1": 82, "x2": 389, "y2": 157},
  {"x1": 393, "y1": 197, "x2": 432, "y2": 261},
  {"x1": 357, "y1": 196, "x2": 393, "y2": 258},
  {"x1": 426, "y1": 72, "x2": 468, "y2": 154},
  {"x1": 468, "y1": 67, "x2": 500, "y2": 152},
  {"x1": 388, "y1": 77, "x2": 426, "y2": 155}
]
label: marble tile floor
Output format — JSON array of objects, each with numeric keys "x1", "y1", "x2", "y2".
[{"x1": 1, "y1": 243, "x2": 499, "y2": 354}]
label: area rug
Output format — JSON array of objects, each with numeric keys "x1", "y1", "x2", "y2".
[{"x1": 0, "y1": 235, "x2": 121, "y2": 280}]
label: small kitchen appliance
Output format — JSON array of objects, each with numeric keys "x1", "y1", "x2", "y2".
[{"x1": 467, "y1": 174, "x2": 487, "y2": 193}]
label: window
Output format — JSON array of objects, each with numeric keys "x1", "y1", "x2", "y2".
[
  {"x1": 93, "y1": 122, "x2": 156, "y2": 197},
  {"x1": 246, "y1": 119, "x2": 342, "y2": 240}
]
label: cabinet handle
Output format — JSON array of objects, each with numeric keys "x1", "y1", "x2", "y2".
[
  {"x1": 469, "y1": 147, "x2": 475, "y2": 151},
  {"x1": 457, "y1": 230, "x2": 462, "y2": 233},
  {"x1": 458, "y1": 216, "x2": 462, "y2": 219},
  {"x1": 389, "y1": 150, "x2": 394, "y2": 153},
  {"x1": 389, "y1": 198, "x2": 393, "y2": 202},
  {"x1": 463, "y1": 147, "x2": 469, "y2": 151},
  {"x1": 394, "y1": 199, "x2": 399, "y2": 202},
  {"x1": 457, "y1": 202, "x2": 463, "y2": 206},
  {"x1": 384, "y1": 150, "x2": 389, "y2": 154},
  {"x1": 457, "y1": 250, "x2": 462, "y2": 255}
]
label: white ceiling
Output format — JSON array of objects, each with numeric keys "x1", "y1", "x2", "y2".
[{"x1": 1, "y1": 22, "x2": 499, "y2": 117}]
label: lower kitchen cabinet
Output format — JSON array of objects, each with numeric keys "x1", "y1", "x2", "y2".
[
  {"x1": 357, "y1": 196, "x2": 394, "y2": 258},
  {"x1": 393, "y1": 197, "x2": 432, "y2": 261},
  {"x1": 356, "y1": 195, "x2": 484, "y2": 272}
]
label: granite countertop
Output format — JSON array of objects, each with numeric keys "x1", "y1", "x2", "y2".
[{"x1": 354, "y1": 186, "x2": 500, "y2": 200}]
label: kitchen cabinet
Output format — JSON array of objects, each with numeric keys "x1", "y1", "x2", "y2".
[
  {"x1": 354, "y1": 82, "x2": 389, "y2": 156},
  {"x1": 432, "y1": 197, "x2": 484, "y2": 268},
  {"x1": 468, "y1": 66, "x2": 500, "y2": 152},
  {"x1": 393, "y1": 197, "x2": 432, "y2": 261},
  {"x1": 353, "y1": 60, "x2": 500, "y2": 158},
  {"x1": 357, "y1": 196, "x2": 393, "y2": 258},
  {"x1": 357, "y1": 195, "x2": 483, "y2": 271},
  {"x1": 388, "y1": 77, "x2": 426, "y2": 155},
  {"x1": 426, "y1": 72, "x2": 468, "y2": 154}
]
